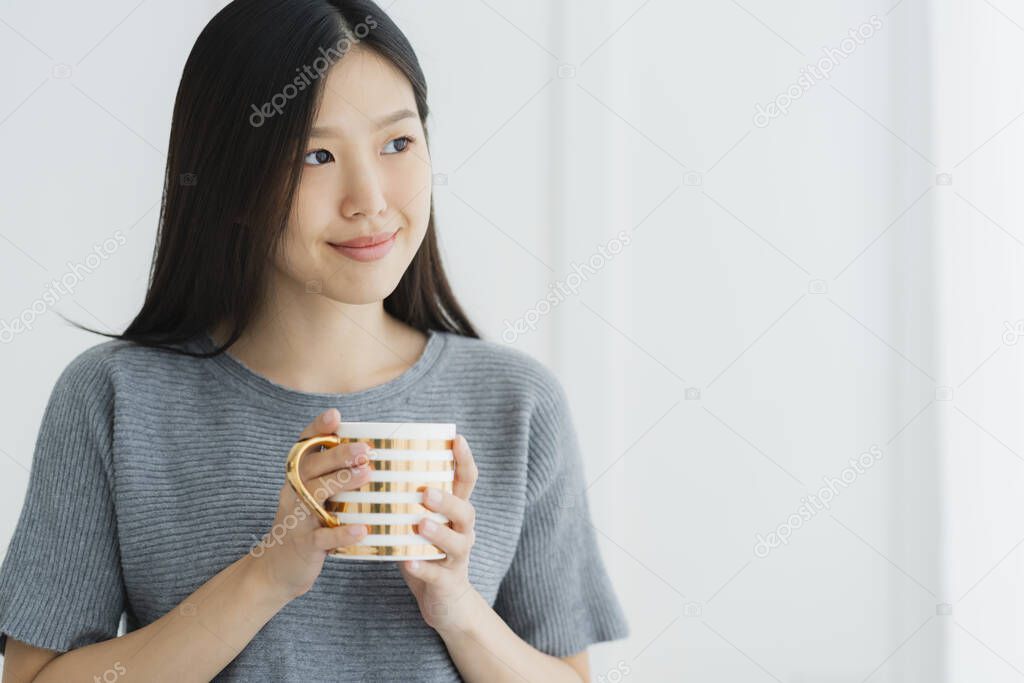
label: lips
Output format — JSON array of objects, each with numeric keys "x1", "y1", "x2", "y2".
[
  {"x1": 328, "y1": 228, "x2": 399, "y2": 263},
  {"x1": 330, "y1": 229, "x2": 399, "y2": 248}
]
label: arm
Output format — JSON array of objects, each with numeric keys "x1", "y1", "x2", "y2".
[
  {"x1": 2, "y1": 405, "x2": 370, "y2": 683},
  {"x1": 431, "y1": 369, "x2": 629, "y2": 681},
  {"x1": 4, "y1": 553, "x2": 291, "y2": 683},
  {"x1": 394, "y1": 436, "x2": 593, "y2": 683},
  {"x1": 435, "y1": 588, "x2": 590, "y2": 682}
]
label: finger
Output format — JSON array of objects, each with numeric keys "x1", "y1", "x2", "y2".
[
  {"x1": 451, "y1": 434, "x2": 478, "y2": 501},
  {"x1": 422, "y1": 487, "x2": 475, "y2": 533},
  {"x1": 298, "y1": 408, "x2": 340, "y2": 440},
  {"x1": 299, "y1": 441, "x2": 370, "y2": 480},
  {"x1": 312, "y1": 523, "x2": 367, "y2": 551},
  {"x1": 418, "y1": 516, "x2": 473, "y2": 559},
  {"x1": 403, "y1": 557, "x2": 443, "y2": 582},
  {"x1": 307, "y1": 463, "x2": 373, "y2": 503}
]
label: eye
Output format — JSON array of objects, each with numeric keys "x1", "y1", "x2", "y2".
[
  {"x1": 383, "y1": 135, "x2": 415, "y2": 155},
  {"x1": 304, "y1": 149, "x2": 334, "y2": 165}
]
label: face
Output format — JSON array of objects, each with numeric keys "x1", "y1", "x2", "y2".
[{"x1": 277, "y1": 47, "x2": 432, "y2": 305}]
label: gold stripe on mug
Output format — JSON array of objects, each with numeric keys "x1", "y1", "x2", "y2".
[
  {"x1": 325, "y1": 501, "x2": 433, "y2": 514},
  {"x1": 362, "y1": 523, "x2": 449, "y2": 535},
  {"x1": 368, "y1": 460, "x2": 454, "y2": 472},
  {"x1": 340, "y1": 437, "x2": 453, "y2": 450},
  {"x1": 360, "y1": 481, "x2": 453, "y2": 493},
  {"x1": 329, "y1": 543, "x2": 445, "y2": 557}
]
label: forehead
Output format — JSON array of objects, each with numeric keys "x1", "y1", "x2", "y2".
[{"x1": 314, "y1": 47, "x2": 416, "y2": 132}]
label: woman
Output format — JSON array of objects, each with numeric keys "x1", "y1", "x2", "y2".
[{"x1": 0, "y1": 1, "x2": 629, "y2": 680}]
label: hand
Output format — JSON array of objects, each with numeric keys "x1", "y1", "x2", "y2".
[
  {"x1": 250, "y1": 408, "x2": 374, "y2": 601},
  {"x1": 399, "y1": 433, "x2": 481, "y2": 635}
]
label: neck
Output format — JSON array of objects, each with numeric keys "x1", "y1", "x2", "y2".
[{"x1": 208, "y1": 277, "x2": 427, "y2": 394}]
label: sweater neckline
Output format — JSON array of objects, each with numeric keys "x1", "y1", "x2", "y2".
[{"x1": 189, "y1": 328, "x2": 448, "y2": 407}]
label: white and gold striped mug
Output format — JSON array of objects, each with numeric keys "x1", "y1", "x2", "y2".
[{"x1": 285, "y1": 422, "x2": 456, "y2": 561}]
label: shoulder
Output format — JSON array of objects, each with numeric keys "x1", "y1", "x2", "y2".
[
  {"x1": 437, "y1": 334, "x2": 580, "y2": 500},
  {"x1": 33, "y1": 339, "x2": 142, "y2": 468},
  {"x1": 435, "y1": 332, "x2": 574, "y2": 479},
  {"x1": 49, "y1": 338, "x2": 127, "y2": 399},
  {"x1": 436, "y1": 331, "x2": 569, "y2": 414},
  {"x1": 49, "y1": 335, "x2": 197, "y2": 402}
]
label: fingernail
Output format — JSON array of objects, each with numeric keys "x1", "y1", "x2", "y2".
[
  {"x1": 425, "y1": 488, "x2": 441, "y2": 505},
  {"x1": 421, "y1": 518, "x2": 437, "y2": 532},
  {"x1": 348, "y1": 525, "x2": 366, "y2": 536},
  {"x1": 323, "y1": 408, "x2": 338, "y2": 423}
]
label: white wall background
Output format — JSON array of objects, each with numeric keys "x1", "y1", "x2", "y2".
[{"x1": 1, "y1": 1, "x2": 1022, "y2": 681}]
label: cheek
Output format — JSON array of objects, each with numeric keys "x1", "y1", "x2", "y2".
[
  {"x1": 276, "y1": 186, "x2": 331, "y2": 273},
  {"x1": 393, "y1": 164, "x2": 433, "y2": 234},
  {"x1": 291, "y1": 178, "x2": 332, "y2": 230}
]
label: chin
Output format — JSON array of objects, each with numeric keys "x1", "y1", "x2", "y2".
[{"x1": 323, "y1": 279, "x2": 401, "y2": 305}]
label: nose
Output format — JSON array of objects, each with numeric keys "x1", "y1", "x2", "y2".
[{"x1": 339, "y1": 153, "x2": 388, "y2": 219}]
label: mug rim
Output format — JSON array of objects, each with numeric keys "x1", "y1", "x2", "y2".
[{"x1": 335, "y1": 421, "x2": 455, "y2": 440}]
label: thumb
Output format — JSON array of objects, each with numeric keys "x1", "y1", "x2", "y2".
[{"x1": 298, "y1": 408, "x2": 340, "y2": 440}]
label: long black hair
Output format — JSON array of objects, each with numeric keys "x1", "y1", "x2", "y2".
[{"x1": 63, "y1": 0, "x2": 478, "y2": 357}]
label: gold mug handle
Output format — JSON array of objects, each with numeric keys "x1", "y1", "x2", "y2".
[{"x1": 285, "y1": 434, "x2": 343, "y2": 529}]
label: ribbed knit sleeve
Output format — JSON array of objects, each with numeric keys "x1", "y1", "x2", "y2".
[
  {"x1": 493, "y1": 367, "x2": 630, "y2": 658},
  {"x1": 0, "y1": 348, "x2": 126, "y2": 655}
]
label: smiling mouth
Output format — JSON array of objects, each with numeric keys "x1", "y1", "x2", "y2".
[
  {"x1": 327, "y1": 228, "x2": 400, "y2": 262},
  {"x1": 329, "y1": 228, "x2": 400, "y2": 249}
]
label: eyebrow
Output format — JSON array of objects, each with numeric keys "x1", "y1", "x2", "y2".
[{"x1": 310, "y1": 108, "x2": 417, "y2": 137}]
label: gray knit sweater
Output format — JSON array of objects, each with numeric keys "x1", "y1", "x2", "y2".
[{"x1": 0, "y1": 329, "x2": 629, "y2": 681}]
